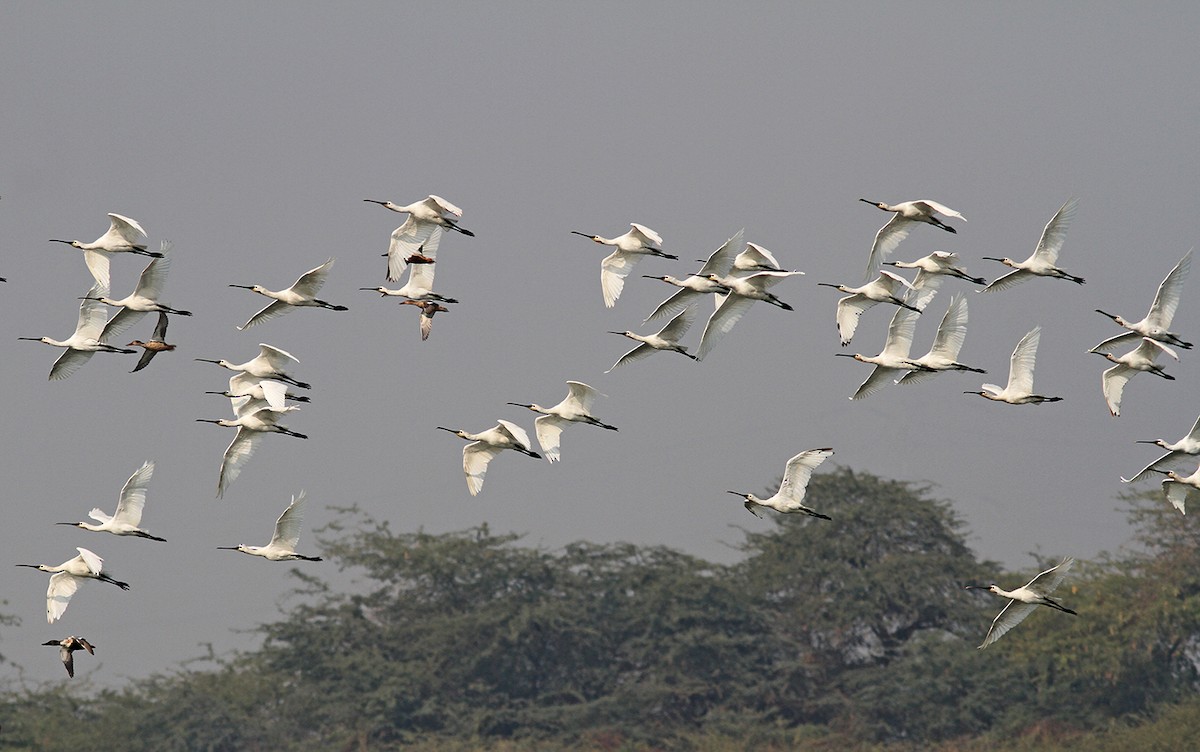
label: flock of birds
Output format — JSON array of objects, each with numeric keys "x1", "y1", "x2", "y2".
[{"x1": 11, "y1": 191, "x2": 1199, "y2": 679}]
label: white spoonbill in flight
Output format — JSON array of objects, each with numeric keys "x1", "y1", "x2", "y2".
[
  {"x1": 207, "y1": 373, "x2": 310, "y2": 408},
  {"x1": 88, "y1": 241, "x2": 192, "y2": 344},
  {"x1": 56, "y1": 460, "x2": 165, "y2": 541},
  {"x1": 231, "y1": 258, "x2": 348, "y2": 330},
  {"x1": 642, "y1": 229, "x2": 743, "y2": 323},
  {"x1": 606, "y1": 307, "x2": 698, "y2": 372},
  {"x1": 966, "y1": 557, "x2": 1077, "y2": 649},
  {"x1": 364, "y1": 195, "x2": 474, "y2": 281},
  {"x1": 965, "y1": 326, "x2": 1062, "y2": 405},
  {"x1": 884, "y1": 250, "x2": 986, "y2": 291},
  {"x1": 1091, "y1": 249, "x2": 1193, "y2": 352},
  {"x1": 19, "y1": 283, "x2": 136, "y2": 380},
  {"x1": 897, "y1": 295, "x2": 986, "y2": 385},
  {"x1": 859, "y1": 198, "x2": 965, "y2": 277},
  {"x1": 1120, "y1": 414, "x2": 1200, "y2": 483},
  {"x1": 1148, "y1": 464, "x2": 1200, "y2": 515},
  {"x1": 1094, "y1": 337, "x2": 1177, "y2": 417},
  {"x1": 818, "y1": 270, "x2": 920, "y2": 347},
  {"x1": 695, "y1": 271, "x2": 803, "y2": 361},
  {"x1": 195, "y1": 343, "x2": 310, "y2": 390},
  {"x1": 981, "y1": 198, "x2": 1084, "y2": 291},
  {"x1": 571, "y1": 223, "x2": 678, "y2": 308},
  {"x1": 508, "y1": 381, "x2": 617, "y2": 462},
  {"x1": 437, "y1": 420, "x2": 541, "y2": 496},
  {"x1": 218, "y1": 491, "x2": 323, "y2": 561},
  {"x1": 727, "y1": 448, "x2": 834, "y2": 520},
  {"x1": 49, "y1": 213, "x2": 160, "y2": 289},
  {"x1": 127, "y1": 312, "x2": 176, "y2": 373},
  {"x1": 16, "y1": 547, "x2": 130, "y2": 623},
  {"x1": 42, "y1": 636, "x2": 95, "y2": 678},
  {"x1": 835, "y1": 292, "x2": 935, "y2": 400},
  {"x1": 196, "y1": 406, "x2": 307, "y2": 498}
]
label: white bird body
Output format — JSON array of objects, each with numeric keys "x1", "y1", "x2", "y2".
[
  {"x1": 728, "y1": 448, "x2": 834, "y2": 519},
  {"x1": 94, "y1": 241, "x2": 191, "y2": 343},
  {"x1": 364, "y1": 196, "x2": 473, "y2": 281},
  {"x1": 508, "y1": 381, "x2": 617, "y2": 462},
  {"x1": 860, "y1": 199, "x2": 965, "y2": 276},
  {"x1": 49, "y1": 213, "x2": 158, "y2": 289},
  {"x1": 897, "y1": 295, "x2": 986, "y2": 384},
  {"x1": 219, "y1": 491, "x2": 322, "y2": 561},
  {"x1": 1122, "y1": 414, "x2": 1200, "y2": 483},
  {"x1": 231, "y1": 258, "x2": 348, "y2": 330},
  {"x1": 195, "y1": 343, "x2": 310, "y2": 390},
  {"x1": 642, "y1": 229, "x2": 744, "y2": 323},
  {"x1": 884, "y1": 250, "x2": 986, "y2": 290},
  {"x1": 982, "y1": 198, "x2": 1084, "y2": 291},
  {"x1": 819, "y1": 270, "x2": 920, "y2": 347},
  {"x1": 438, "y1": 420, "x2": 541, "y2": 496},
  {"x1": 606, "y1": 307, "x2": 698, "y2": 371},
  {"x1": 836, "y1": 298, "x2": 931, "y2": 400},
  {"x1": 968, "y1": 557, "x2": 1077, "y2": 649},
  {"x1": 16, "y1": 547, "x2": 131, "y2": 623},
  {"x1": 730, "y1": 242, "x2": 785, "y2": 277},
  {"x1": 19, "y1": 283, "x2": 136, "y2": 380},
  {"x1": 571, "y1": 223, "x2": 678, "y2": 307},
  {"x1": 57, "y1": 461, "x2": 165, "y2": 541},
  {"x1": 1092, "y1": 249, "x2": 1193, "y2": 352},
  {"x1": 966, "y1": 326, "x2": 1061, "y2": 405},
  {"x1": 1096, "y1": 337, "x2": 1177, "y2": 416},
  {"x1": 196, "y1": 408, "x2": 308, "y2": 498},
  {"x1": 695, "y1": 271, "x2": 802, "y2": 361},
  {"x1": 210, "y1": 373, "x2": 309, "y2": 410},
  {"x1": 1156, "y1": 464, "x2": 1200, "y2": 514}
]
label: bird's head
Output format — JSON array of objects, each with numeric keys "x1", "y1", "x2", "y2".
[
  {"x1": 964, "y1": 584, "x2": 999, "y2": 594},
  {"x1": 229, "y1": 284, "x2": 265, "y2": 293},
  {"x1": 48, "y1": 239, "x2": 84, "y2": 249},
  {"x1": 980, "y1": 257, "x2": 1014, "y2": 267},
  {"x1": 17, "y1": 337, "x2": 50, "y2": 344},
  {"x1": 1094, "y1": 309, "x2": 1125, "y2": 325},
  {"x1": 436, "y1": 426, "x2": 467, "y2": 439},
  {"x1": 359, "y1": 287, "x2": 388, "y2": 295},
  {"x1": 570, "y1": 231, "x2": 601, "y2": 243},
  {"x1": 859, "y1": 199, "x2": 886, "y2": 210}
]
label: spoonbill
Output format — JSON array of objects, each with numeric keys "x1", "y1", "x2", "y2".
[
  {"x1": 196, "y1": 407, "x2": 307, "y2": 498},
  {"x1": 965, "y1": 326, "x2": 1061, "y2": 405},
  {"x1": 1094, "y1": 337, "x2": 1177, "y2": 417},
  {"x1": 42, "y1": 636, "x2": 95, "y2": 678},
  {"x1": 817, "y1": 270, "x2": 920, "y2": 347},
  {"x1": 695, "y1": 271, "x2": 803, "y2": 361},
  {"x1": 195, "y1": 343, "x2": 310, "y2": 390},
  {"x1": 127, "y1": 312, "x2": 176, "y2": 373},
  {"x1": 16, "y1": 547, "x2": 130, "y2": 623},
  {"x1": 18, "y1": 283, "x2": 136, "y2": 380},
  {"x1": 56, "y1": 460, "x2": 165, "y2": 541},
  {"x1": 1148, "y1": 465, "x2": 1200, "y2": 514},
  {"x1": 571, "y1": 224, "x2": 678, "y2": 308},
  {"x1": 218, "y1": 491, "x2": 322, "y2": 561},
  {"x1": 727, "y1": 448, "x2": 834, "y2": 520},
  {"x1": 897, "y1": 295, "x2": 986, "y2": 384},
  {"x1": 49, "y1": 213, "x2": 160, "y2": 289},
  {"x1": 508, "y1": 381, "x2": 617, "y2": 462},
  {"x1": 606, "y1": 307, "x2": 698, "y2": 372},
  {"x1": 884, "y1": 250, "x2": 986, "y2": 290},
  {"x1": 87, "y1": 241, "x2": 191, "y2": 344},
  {"x1": 642, "y1": 229, "x2": 743, "y2": 323},
  {"x1": 208, "y1": 373, "x2": 310, "y2": 408},
  {"x1": 1120, "y1": 414, "x2": 1200, "y2": 483},
  {"x1": 437, "y1": 420, "x2": 541, "y2": 496},
  {"x1": 859, "y1": 198, "x2": 965, "y2": 277},
  {"x1": 365, "y1": 194, "x2": 474, "y2": 245},
  {"x1": 835, "y1": 293, "x2": 935, "y2": 400},
  {"x1": 1091, "y1": 249, "x2": 1193, "y2": 352},
  {"x1": 730, "y1": 242, "x2": 787, "y2": 276},
  {"x1": 966, "y1": 557, "x2": 1076, "y2": 649},
  {"x1": 231, "y1": 258, "x2": 348, "y2": 330},
  {"x1": 981, "y1": 198, "x2": 1084, "y2": 291},
  {"x1": 400, "y1": 299, "x2": 450, "y2": 341}
]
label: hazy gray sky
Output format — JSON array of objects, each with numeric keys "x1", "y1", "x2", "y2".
[{"x1": 3, "y1": 2, "x2": 1199, "y2": 684}]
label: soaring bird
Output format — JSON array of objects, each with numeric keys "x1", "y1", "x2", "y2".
[
  {"x1": 1092, "y1": 249, "x2": 1193, "y2": 352},
  {"x1": 606, "y1": 307, "x2": 698, "y2": 372},
  {"x1": 835, "y1": 294, "x2": 934, "y2": 400},
  {"x1": 49, "y1": 213, "x2": 160, "y2": 289},
  {"x1": 42, "y1": 636, "x2": 95, "y2": 678},
  {"x1": 818, "y1": 270, "x2": 920, "y2": 347},
  {"x1": 127, "y1": 312, "x2": 176, "y2": 373},
  {"x1": 218, "y1": 491, "x2": 322, "y2": 561},
  {"x1": 965, "y1": 326, "x2": 1062, "y2": 405},
  {"x1": 897, "y1": 295, "x2": 986, "y2": 384},
  {"x1": 437, "y1": 420, "x2": 541, "y2": 496},
  {"x1": 727, "y1": 448, "x2": 834, "y2": 519},
  {"x1": 364, "y1": 195, "x2": 474, "y2": 282},
  {"x1": 571, "y1": 223, "x2": 678, "y2": 307},
  {"x1": 860, "y1": 199, "x2": 965, "y2": 277},
  {"x1": 195, "y1": 343, "x2": 310, "y2": 390},
  {"x1": 967, "y1": 557, "x2": 1077, "y2": 648},
  {"x1": 1121, "y1": 414, "x2": 1200, "y2": 483},
  {"x1": 642, "y1": 229, "x2": 743, "y2": 323},
  {"x1": 399, "y1": 299, "x2": 450, "y2": 341},
  {"x1": 508, "y1": 381, "x2": 617, "y2": 462},
  {"x1": 16, "y1": 547, "x2": 130, "y2": 623},
  {"x1": 56, "y1": 460, "x2": 166, "y2": 541},
  {"x1": 231, "y1": 258, "x2": 348, "y2": 330},
  {"x1": 1094, "y1": 337, "x2": 1177, "y2": 417},
  {"x1": 885, "y1": 250, "x2": 986, "y2": 290},
  {"x1": 981, "y1": 198, "x2": 1084, "y2": 291},
  {"x1": 18, "y1": 283, "x2": 136, "y2": 380},
  {"x1": 90, "y1": 241, "x2": 191, "y2": 344},
  {"x1": 696, "y1": 271, "x2": 803, "y2": 360},
  {"x1": 196, "y1": 406, "x2": 307, "y2": 498}
]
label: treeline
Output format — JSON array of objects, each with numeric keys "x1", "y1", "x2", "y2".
[{"x1": 3, "y1": 468, "x2": 1200, "y2": 751}]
